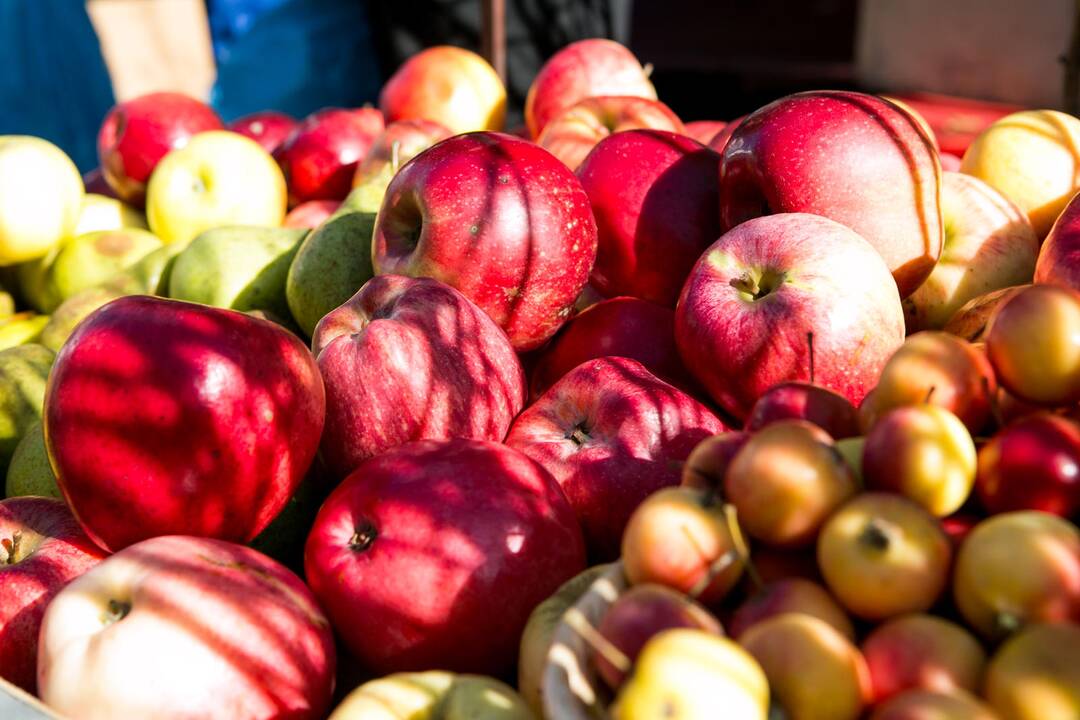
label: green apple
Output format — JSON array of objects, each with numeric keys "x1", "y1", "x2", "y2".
[
  {"x1": 5, "y1": 419, "x2": 59, "y2": 498},
  {"x1": 328, "y1": 671, "x2": 532, "y2": 720},
  {"x1": 146, "y1": 130, "x2": 287, "y2": 245},
  {"x1": 285, "y1": 188, "x2": 376, "y2": 336},
  {"x1": 0, "y1": 136, "x2": 83, "y2": 264},
  {"x1": 0, "y1": 313, "x2": 48, "y2": 351},
  {"x1": 75, "y1": 193, "x2": 147, "y2": 235},
  {"x1": 0, "y1": 343, "x2": 53, "y2": 469},
  {"x1": 168, "y1": 226, "x2": 306, "y2": 317}
]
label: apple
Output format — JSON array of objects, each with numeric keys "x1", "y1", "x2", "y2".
[
  {"x1": 984, "y1": 622, "x2": 1080, "y2": 720},
  {"x1": 146, "y1": 130, "x2": 287, "y2": 245},
  {"x1": 97, "y1": 92, "x2": 223, "y2": 205},
  {"x1": 328, "y1": 671, "x2": 531, "y2": 720},
  {"x1": 871, "y1": 689, "x2": 1000, "y2": 720},
  {"x1": 976, "y1": 413, "x2": 1080, "y2": 516},
  {"x1": 739, "y1": 614, "x2": 871, "y2": 720},
  {"x1": 74, "y1": 193, "x2": 147, "y2": 236},
  {"x1": 744, "y1": 380, "x2": 861, "y2": 440},
  {"x1": 528, "y1": 296, "x2": 697, "y2": 400},
  {"x1": 576, "y1": 129, "x2": 718, "y2": 306},
  {"x1": 372, "y1": 131, "x2": 598, "y2": 351},
  {"x1": 985, "y1": 284, "x2": 1080, "y2": 405},
  {"x1": 304, "y1": 438, "x2": 585, "y2": 675},
  {"x1": 537, "y1": 96, "x2": 684, "y2": 171},
  {"x1": 380, "y1": 46, "x2": 505, "y2": 134},
  {"x1": 818, "y1": 493, "x2": 952, "y2": 621},
  {"x1": 725, "y1": 419, "x2": 859, "y2": 547},
  {"x1": 719, "y1": 91, "x2": 943, "y2": 298},
  {"x1": 0, "y1": 497, "x2": 105, "y2": 693},
  {"x1": 861, "y1": 614, "x2": 987, "y2": 703},
  {"x1": 904, "y1": 172, "x2": 1038, "y2": 331},
  {"x1": 0, "y1": 343, "x2": 54, "y2": 469},
  {"x1": 1036, "y1": 188, "x2": 1080, "y2": 290},
  {"x1": 46, "y1": 295, "x2": 325, "y2": 552},
  {"x1": 729, "y1": 577, "x2": 855, "y2": 641},
  {"x1": 681, "y1": 431, "x2": 750, "y2": 493},
  {"x1": 940, "y1": 152, "x2": 963, "y2": 171},
  {"x1": 525, "y1": 38, "x2": 656, "y2": 139},
  {"x1": 37, "y1": 535, "x2": 336, "y2": 720},
  {"x1": 283, "y1": 199, "x2": 339, "y2": 229},
  {"x1": 960, "y1": 109, "x2": 1080, "y2": 237},
  {"x1": 0, "y1": 136, "x2": 84, "y2": 264},
  {"x1": 953, "y1": 511, "x2": 1080, "y2": 640},
  {"x1": 675, "y1": 212, "x2": 905, "y2": 420},
  {"x1": 505, "y1": 356, "x2": 724, "y2": 559},
  {"x1": 82, "y1": 167, "x2": 118, "y2": 199},
  {"x1": 352, "y1": 118, "x2": 452, "y2": 193},
  {"x1": 834, "y1": 436, "x2": 865, "y2": 483},
  {"x1": 943, "y1": 285, "x2": 1029, "y2": 342},
  {"x1": 312, "y1": 274, "x2": 525, "y2": 478},
  {"x1": 863, "y1": 404, "x2": 977, "y2": 517},
  {"x1": 274, "y1": 107, "x2": 384, "y2": 205},
  {"x1": 226, "y1": 110, "x2": 298, "y2": 154},
  {"x1": 683, "y1": 120, "x2": 727, "y2": 145},
  {"x1": 708, "y1": 115, "x2": 744, "y2": 154}
]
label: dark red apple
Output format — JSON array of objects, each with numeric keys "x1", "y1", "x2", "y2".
[
  {"x1": 577, "y1": 129, "x2": 720, "y2": 307},
  {"x1": 680, "y1": 431, "x2": 750, "y2": 492},
  {"x1": 745, "y1": 380, "x2": 861, "y2": 439},
  {"x1": 45, "y1": 296, "x2": 325, "y2": 552},
  {"x1": 372, "y1": 132, "x2": 598, "y2": 351},
  {"x1": 1035, "y1": 190, "x2": 1080, "y2": 290},
  {"x1": 303, "y1": 438, "x2": 586, "y2": 676},
  {"x1": 505, "y1": 356, "x2": 725, "y2": 559},
  {"x1": 976, "y1": 413, "x2": 1080, "y2": 516},
  {"x1": 352, "y1": 118, "x2": 452, "y2": 188},
  {"x1": 97, "y1": 92, "x2": 223, "y2": 205},
  {"x1": 283, "y1": 199, "x2": 339, "y2": 229},
  {"x1": 684, "y1": 120, "x2": 727, "y2": 145},
  {"x1": 227, "y1": 111, "x2": 298, "y2": 154}
]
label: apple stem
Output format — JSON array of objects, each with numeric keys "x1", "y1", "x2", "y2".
[
  {"x1": 0, "y1": 531, "x2": 21, "y2": 565},
  {"x1": 563, "y1": 606, "x2": 632, "y2": 674},
  {"x1": 391, "y1": 140, "x2": 402, "y2": 175},
  {"x1": 643, "y1": 62, "x2": 654, "y2": 79},
  {"x1": 725, "y1": 504, "x2": 763, "y2": 591},
  {"x1": 729, "y1": 273, "x2": 760, "y2": 298},
  {"x1": 807, "y1": 332, "x2": 815, "y2": 385},
  {"x1": 924, "y1": 385, "x2": 937, "y2": 404},
  {"x1": 567, "y1": 424, "x2": 591, "y2": 447}
]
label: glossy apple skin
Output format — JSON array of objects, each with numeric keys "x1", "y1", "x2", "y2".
[
  {"x1": 681, "y1": 431, "x2": 749, "y2": 493},
  {"x1": 745, "y1": 382, "x2": 860, "y2": 439},
  {"x1": 729, "y1": 577, "x2": 855, "y2": 641},
  {"x1": 577, "y1": 129, "x2": 718, "y2": 307},
  {"x1": 976, "y1": 413, "x2": 1080, "y2": 516},
  {"x1": 708, "y1": 115, "x2": 745, "y2": 154},
  {"x1": 684, "y1": 120, "x2": 726, "y2": 144},
  {"x1": 719, "y1": 91, "x2": 943, "y2": 298},
  {"x1": 528, "y1": 296, "x2": 696, "y2": 400},
  {"x1": 373, "y1": 132, "x2": 598, "y2": 351},
  {"x1": 303, "y1": 439, "x2": 586, "y2": 676},
  {"x1": 871, "y1": 689, "x2": 999, "y2": 720},
  {"x1": 45, "y1": 296, "x2": 325, "y2": 552},
  {"x1": 274, "y1": 107, "x2": 385, "y2": 205},
  {"x1": 538, "y1": 96, "x2": 684, "y2": 171},
  {"x1": 984, "y1": 622, "x2": 1080, "y2": 720},
  {"x1": 525, "y1": 38, "x2": 656, "y2": 139},
  {"x1": 505, "y1": 357, "x2": 724, "y2": 559},
  {"x1": 38, "y1": 536, "x2": 336, "y2": 720},
  {"x1": 675, "y1": 212, "x2": 905, "y2": 420},
  {"x1": 0, "y1": 497, "x2": 105, "y2": 693},
  {"x1": 1036, "y1": 190, "x2": 1080, "y2": 289},
  {"x1": 227, "y1": 111, "x2": 298, "y2": 154},
  {"x1": 283, "y1": 199, "x2": 339, "y2": 229},
  {"x1": 312, "y1": 275, "x2": 525, "y2": 478},
  {"x1": 352, "y1": 119, "x2": 452, "y2": 187},
  {"x1": 97, "y1": 92, "x2": 223, "y2": 205}
]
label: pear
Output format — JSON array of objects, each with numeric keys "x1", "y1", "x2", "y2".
[
  {"x1": 328, "y1": 671, "x2": 533, "y2": 720},
  {"x1": 5, "y1": 420, "x2": 59, "y2": 498},
  {"x1": 0, "y1": 312, "x2": 48, "y2": 350},
  {"x1": 168, "y1": 226, "x2": 306, "y2": 318},
  {"x1": 75, "y1": 193, "x2": 147, "y2": 235},
  {"x1": 0, "y1": 343, "x2": 54, "y2": 469},
  {"x1": 286, "y1": 188, "x2": 377, "y2": 336}
]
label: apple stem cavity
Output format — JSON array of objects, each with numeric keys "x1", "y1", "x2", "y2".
[
  {"x1": 858, "y1": 518, "x2": 895, "y2": 552},
  {"x1": 995, "y1": 611, "x2": 1022, "y2": 637},
  {"x1": 563, "y1": 606, "x2": 632, "y2": 674},
  {"x1": 0, "y1": 531, "x2": 23, "y2": 565},
  {"x1": 566, "y1": 423, "x2": 592, "y2": 448},
  {"x1": 103, "y1": 598, "x2": 131, "y2": 626},
  {"x1": 730, "y1": 269, "x2": 786, "y2": 302},
  {"x1": 349, "y1": 519, "x2": 378, "y2": 553}
]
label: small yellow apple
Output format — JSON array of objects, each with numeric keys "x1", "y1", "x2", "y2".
[
  {"x1": 0, "y1": 136, "x2": 83, "y2": 264},
  {"x1": 984, "y1": 622, "x2": 1080, "y2": 720},
  {"x1": 75, "y1": 193, "x2": 147, "y2": 236},
  {"x1": 328, "y1": 671, "x2": 532, "y2": 719}
]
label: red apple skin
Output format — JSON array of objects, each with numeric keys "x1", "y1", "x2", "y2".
[
  {"x1": 681, "y1": 431, "x2": 750, "y2": 493},
  {"x1": 505, "y1": 356, "x2": 725, "y2": 560},
  {"x1": 976, "y1": 413, "x2": 1080, "y2": 517},
  {"x1": 352, "y1": 119, "x2": 452, "y2": 186},
  {"x1": 1035, "y1": 191, "x2": 1080, "y2": 290},
  {"x1": 45, "y1": 296, "x2": 325, "y2": 552},
  {"x1": 274, "y1": 107, "x2": 385, "y2": 205},
  {"x1": 372, "y1": 132, "x2": 598, "y2": 351},
  {"x1": 525, "y1": 38, "x2": 656, "y2": 139},
  {"x1": 577, "y1": 129, "x2": 719, "y2": 307},
  {"x1": 97, "y1": 92, "x2": 224, "y2": 205},
  {"x1": 684, "y1": 120, "x2": 727, "y2": 145},
  {"x1": 675, "y1": 212, "x2": 906, "y2": 421},
  {"x1": 708, "y1": 115, "x2": 745, "y2": 154},
  {"x1": 312, "y1": 275, "x2": 526, "y2": 479},
  {"x1": 283, "y1": 199, "x2": 340, "y2": 229},
  {"x1": 529, "y1": 296, "x2": 697, "y2": 400},
  {"x1": 729, "y1": 577, "x2": 855, "y2": 641},
  {"x1": 226, "y1": 111, "x2": 298, "y2": 154},
  {"x1": 303, "y1": 439, "x2": 586, "y2": 676},
  {"x1": 0, "y1": 497, "x2": 106, "y2": 693},
  {"x1": 745, "y1": 382, "x2": 861, "y2": 439},
  {"x1": 719, "y1": 91, "x2": 943, "y2": 298}
]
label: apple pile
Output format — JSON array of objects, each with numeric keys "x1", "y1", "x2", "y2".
[{"x1": 1, "y1": 35, "x2": 1080, "y2": 720}]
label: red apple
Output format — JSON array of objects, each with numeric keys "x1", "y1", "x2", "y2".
[
  {"x1": 675, "y1": 212, "x2": 905, "y2": 420},
  {"x1": 681, "y1": 431, "x2": 750, "y2": 493},
  {"x1": 1036, "y1": 190, "x2": 1080, "y2": 290},
  {"x1": 372, "y1": 132, "x2": 598, "y2": 351},
  {"x1": 283, "y1": 199, "x2": 340, "y2": 229},
  {"x1": 274, "y1": 107, "x2": 385, "y2": 205},
  {"x1": 45, "y1": 296, "x2": 325, "y2": 552},
  {"x1": 745, "y1": 380, "x2": 861, "y2": 439},
  {"x1": 97, "y1": 92, "x2": 223, "y2": 205},
  {"x1": 576, "y1": 129, "x2": 719, "y2": 307},
  {"x1": 708, "y1": 115, "x2": 745, "y2": 154},
  {"x1": 683, "y1": 120, "x2": 727, "y2": 145},
  {"x1": 505, "y1": 356, "x2": 725, "y2": 559},
  {"x1": 303, "y1": 439, "x2": 586, "y2": 675},
  {"x1": 943, "y1": 285, "x2": 1029, "y2": 342},
  {"x1": 525, "y1": 38, "x2": 656, "y2": 139},
  {"x1": 976, "y1": 413, "x2": 1080, "y2": 517},
  {"x1": 38, "y1": 535, "x2": 335, "y2": 720},
  {"x1": 352, "y1": 118, "x2": 452, "y2": 188},
  {"x1": 537, "y1": 95, "x2": 684, "y2": 171},
  {"x1": 227, "y1": 110, "x2": 298, "y2": 154},
  {"x1": 312, "y1": 275, "x2": 525, "y2": 478},
  {"x1": 940, "y1": 152, "x2": 964, "y2": 171},
  {"x1": 730, "y1": 577, "x2": 854, "y2": 641},
  {"x1": 719, "y1": 91, "x2": 943, "y2": 298},
  {"x1": 0, "y1": 497, "x2": 105, "y2": 693}
]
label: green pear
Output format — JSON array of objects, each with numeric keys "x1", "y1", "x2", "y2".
[
  {"x1": 0, "y1": 312, "x2": 48, "y2": 351},
  {"x1": 0, "y1": 343, "x2": 54, "y2": 470},
  {"x1": 286, "y1": 188, "x2": 377, "y2": 337},
  {"x1": 5, "y1": 420, "x2": 59, "y2": 498},
  {"x1": 328, "y1": 671, "x2": 533, "y2": 720},
  {"x1": 168, "y1": 226, "x2": 306, "y2": 318}
]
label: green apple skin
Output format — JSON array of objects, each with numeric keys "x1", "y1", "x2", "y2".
[
  {"x1": 168, "y1": 226, "x2": 306, "y2": 318},
  {"x1": 328, "y1": 671, "x2": 533, "y2": 720},
  {"x1": 286, "y1": 188, "x2": 377, "y2": 337},
  {"x1": 5, "y1": 419, "x2": 59, "y2": 498},
  {"x1": 0, "y1": 343, "x2": 53, "y2": 469}
]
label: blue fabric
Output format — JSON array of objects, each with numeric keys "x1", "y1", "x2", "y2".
[{"x1": 0, "y1": 0, "x2": 115, "y2": 172}]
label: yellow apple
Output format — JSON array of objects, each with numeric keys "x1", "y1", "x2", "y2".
[
  {"x1": 328, "y1": 671, "x2": 532, "y2": 719},
  {"x1": 984, "y1": 623, "x2": 1080, "y2": 720},
  {"x1": 871, "y1": 689, "x2": 1000, "y2": 720},
  {"x1": 75, "y1": 194, "x2": 148, "y2": 236},
  {"x1": 0, "y1": 136, "x2": 83, "y2": 264},
  {"x1": 145, "y1": 131, "x2": 286, "y2": 245}
]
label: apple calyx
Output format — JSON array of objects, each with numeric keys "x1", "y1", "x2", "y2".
[
  {"x1": 102, "y1": 598, "x2": 131, "y2": 626},
  {"x1": 349, "y1": 519, "x2": 378, "y2": 553},
  {"x1": 1, "y1": 531, "x2": 25, "y2": 565},
  {"x1": 994, "y1": 611, "x2": 1023, "y2": 638},
  {"x1": 857, "y1": 517, "x2": 897, "y2": 553},
  {"x1": 730, "y1": 269, "x2": 787, "y2": 302}
]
